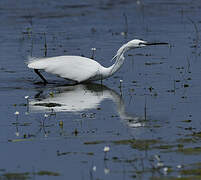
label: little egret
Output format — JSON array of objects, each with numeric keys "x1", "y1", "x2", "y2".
[{"x1": 27, "y1": 39, "x2": 168, "y2": 84}]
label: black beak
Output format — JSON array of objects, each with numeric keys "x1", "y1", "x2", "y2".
[{"x1": 141, "y1": 42, "x2": 169, "y2": 46}]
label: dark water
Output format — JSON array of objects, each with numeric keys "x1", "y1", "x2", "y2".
[{"x1": 1, "y1": 0, "x2": 201, "y2": 179}]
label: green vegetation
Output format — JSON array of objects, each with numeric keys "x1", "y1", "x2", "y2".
[
  {"x1": 2, "y1": 172, "x2": 30, "y2": 180},
  {"x1": 176, "y1": 147, "x2": 201, "y2": 155},
  {"x1": 0, "y1": 170, "x2": 60, "y2": 179},
  {"x1": 190, "y1": 132, "x2": 201, "y2": 138},
  {"x1": 84, "y1": 140, "x2": 105, "y2": 145},
  {"x1": 112, "y1": 139, "x2": 161, "y2": 150},
  {"x1": 37, "y1": 171, "x2": 60, "y2": 176},
  {"x1": 151, "y1": 176, "x2": 201, "y2": 180}
]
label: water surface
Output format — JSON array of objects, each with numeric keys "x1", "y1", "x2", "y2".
[{"x1": 0, "y1": 0, "x2": 201, "y2": 179}]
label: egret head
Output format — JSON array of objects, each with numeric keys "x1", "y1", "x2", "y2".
[
  {"x1": 112, "y1": 39, "x2": 168, "y2": 62},
  {"x1": 126, "y1": 39, "x2": 168, "y2": 49}
]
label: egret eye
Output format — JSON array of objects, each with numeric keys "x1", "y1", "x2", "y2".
[{"x1": 138, "y1": 42, "x2": 146, "y2": 47}]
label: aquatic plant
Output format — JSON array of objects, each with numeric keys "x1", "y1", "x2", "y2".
[{"x1": 103, "y1": 146, "x2": 110, "y2": 160}]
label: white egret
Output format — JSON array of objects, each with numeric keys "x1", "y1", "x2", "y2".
[{"x1": 27, "y1": 39, "x2": 168, "y2": 84}]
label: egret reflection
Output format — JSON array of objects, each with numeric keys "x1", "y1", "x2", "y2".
[{"x1": 29, "y1": 83, "x2": 144, "y2": 128}]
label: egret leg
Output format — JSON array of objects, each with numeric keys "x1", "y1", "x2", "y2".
[{"x1": 34, "y1": 69, "x2": 48, "y2": 84}]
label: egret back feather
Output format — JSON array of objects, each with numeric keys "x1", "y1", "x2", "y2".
[{"x1": 28, "y1": 56, "x2": 101, "y2": 82}]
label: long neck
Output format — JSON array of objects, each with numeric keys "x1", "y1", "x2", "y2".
[{"x1": 104, "y1": 43, "x2": 129, "y2": 77}]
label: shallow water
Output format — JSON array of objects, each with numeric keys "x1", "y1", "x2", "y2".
[{"x1": 1, "y1": 0, "x2": 201, "y2": 179}]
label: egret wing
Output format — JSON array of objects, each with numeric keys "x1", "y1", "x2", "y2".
[{"x1": 28, "y1": 56, "x2": 100, "y2": 82}]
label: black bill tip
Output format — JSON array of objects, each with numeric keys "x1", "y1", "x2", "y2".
[{"x1": 143, "y1": 42, "x2": 169, "y2": 46}]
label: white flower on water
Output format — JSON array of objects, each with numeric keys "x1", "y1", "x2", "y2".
[
  {"x1": 157, "y1": 162, "x2": 164, "y2": 168},
  {"x1": 25, "y1": 96, "x2": 29, "y2": 99},
  {"x1": 121, "y1": 32, "x2": 126, "y2": 36},
  {"x1": 14, "y1": 111, "x2": 19, "y2": 115},
  {"x1": 91, "y1": 48, "x2": 96, "y2": 51},
  {"x1": 163, "y1": 167, "x2": 168, "y2": 175},
  {"x1": 104, "y1": 168, "x2": 110, "y2": 175},
  {"x1": 154, "y1": 154, "x2": 160, "y2": 161},
  {"x1": 44, "y1": 114, "x2": 48, "y2": 118},
  {"x1": 25, "y1": 112, "x2": 29, "y2": 115},
  {"x1": 15, "y1": 132, "x2": 20, "y2": 137},
  {"x1": 177, "y1": 165, "x2": 182, "y2": 169},
  {"x1": 120, "y1": 79, "x2": 123, "y2": 83},
  {"x1": 136, "y1": 0, "x2": 141, "y2": 5},
  {"x1": 92, "y1": 166, "x2": 96, "y2": 172},
  {"x1": 103, "y1": 146, "x2": 110, "y2": 152}
]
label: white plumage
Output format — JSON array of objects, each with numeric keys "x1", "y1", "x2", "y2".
[
  {"x1": 28, "y1": 56, "x2": 101, "y2": 82},
  {"x1": 27, "y1": 39, "x2": 168, "y2": 83}
]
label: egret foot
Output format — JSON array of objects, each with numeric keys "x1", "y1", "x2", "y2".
[{"x1": 34, "y1": 69, "x2": 48, "y2": 85}]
